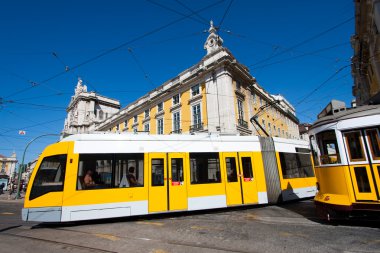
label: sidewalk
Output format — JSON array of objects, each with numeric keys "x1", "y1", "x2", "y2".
[{"x1": 0, "y1": 191, "x2": 25, "y2": 203}]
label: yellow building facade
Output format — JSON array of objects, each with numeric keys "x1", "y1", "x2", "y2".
[{"x1": 95, "y1": 22, "x2": 300, "y2": 139}]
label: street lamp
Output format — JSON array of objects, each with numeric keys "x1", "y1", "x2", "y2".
[{"x1": 15, "y1": 134, "x2": 60, "y2": 199}]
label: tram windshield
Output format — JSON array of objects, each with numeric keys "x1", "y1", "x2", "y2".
[
  {"x1": 316, "y1": 130, "x2": 341, "y2": 165},
  {"x1": 30, "y1": 154, "x2": 67, "y2": 200}
]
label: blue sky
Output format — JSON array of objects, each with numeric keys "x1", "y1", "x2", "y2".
[{"x1": 0, "y1": 0, "x2": 354, "y2": 164}]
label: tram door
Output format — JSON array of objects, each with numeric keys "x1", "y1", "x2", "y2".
[
  {"x1": 221, "y1": 152, "x2": 258, "y2": 205},
  {"x1": 222, "y1": 152, "x2": 242, "y2": 205},
  {"x1": 238, "y1": 152, "x2": 258, "y2": 204},
  {"x1": 168, "y1": 153, "x2": 188, "y2": 211},
  {"x1": 343, "y1": 130, "x2": 380, "y2": 201},
  {"x1": 364, "y1": 129, "x2": 380, "y2": 200},
  {"x1": 148, "y1": 153, "x2": 168, "y2": 212}
]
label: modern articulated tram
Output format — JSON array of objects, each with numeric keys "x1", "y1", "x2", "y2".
[
  {"x1": 309, "y1": 104, "x2": 380, "y2": 220},
  {"x1": 22, "y1": 133, "x2": 316, "y2": 222}
]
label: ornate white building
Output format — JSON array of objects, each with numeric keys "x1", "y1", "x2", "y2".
[
  {"x1": 62, "y1": 78, "x2": 121, "y2": 136},
  {"x1": 0, "y1": 152, "x2": 17, "y2": 179}
]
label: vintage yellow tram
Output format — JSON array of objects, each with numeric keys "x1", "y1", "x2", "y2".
[
  {"x1": 22, "y1": 134, "x2": 316, "y2": 222},
  {"x1": 309, "y1": 104, "x2": 380, "y2": 220}
]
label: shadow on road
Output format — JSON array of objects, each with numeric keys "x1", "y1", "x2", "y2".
[{"x1": 278, "y1": 199, "x2": 380, "y2": 229}]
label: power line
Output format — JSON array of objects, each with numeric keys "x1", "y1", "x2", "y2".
[
  {"x1": 218, "y1": 0, "x2": 234, "y2": 30},
  {"x1": 0, "y1": 67, "x2": 61, "y2": 98},
  {"x1": 251, "y1": 16, "x2": 354, "y2": 67},
  {"x1": 51, "y1": 51, "x2": 99, "y2": 92},
  {"x1": 223, "y1": 30, "x2": 349, "y2": 64},
  {"x1": 147, "y1": 0, "x2": 209, "y2": 26},
  {"x1": 129, "y1": 31, "x2": 204, "y2": 50},
  {"x1": 3, "y1": 101, "x2": 66, "y2": 110},
  {"x1": 295, "y1": 65, "x2": 350, "y2": 106},
  {"x1": 8, "y1": 93, "x2": 69, "y2": 102},
  {"x1": 174, "y1": 0, "x2": 209, "y2": 24},
  {"x1": 128, "y1": 48, "x2": 156, "y2": 87},
  {"x1": 3, "y1": 0, "x2": 224, "y2": 100},
  {"x1": 0, "y1": 109, "x2": 64, "y2": 135},
  {"x1": 253, "y1": 42, "x2": 350, "y2": 70}
]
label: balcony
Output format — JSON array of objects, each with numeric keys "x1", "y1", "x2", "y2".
[
  {"x1": 171, "y1": 129, "x2": 182, "y2": 134},
  {"x1": 190, "y1": 122, "x2": 204, "y2": 132},
  {"x1": 238, "y1": 118, "x2": 248, "y2": 128}
]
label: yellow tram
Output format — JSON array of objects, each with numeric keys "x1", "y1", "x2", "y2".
[
  {"x1": 309, "y1": 104, "x2": 380, "y2": 220},
  {"x1": 22, "y1": 134, "x2": 316, "y2": 222}
]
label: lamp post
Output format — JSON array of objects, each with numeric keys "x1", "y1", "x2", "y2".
[{"x1": 15, "y1": 134, "x2": 60, "y2": 199}]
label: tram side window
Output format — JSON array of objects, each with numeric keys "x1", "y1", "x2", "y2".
[
  {"x1": 241, "y1": 157, "x2": 254, "y2": 179},
  {"x1": 115, "y1": 154, "x2": 144, "y2": 187},
  {"x1": 171, "y1": 158, "x2": 184, "y2": 183},
  {"x1": 344, "y1": 131, "x2": 366, "y2": 162},
  {"x1": 316, "y1": 130, "x2": 341, "y2": 165},
  {"x1": 77, "y1": 154, "x2": 113, "y2": 190},
  {"x1": 279, "y1": 152, "x2": 314, "y2": 179},
  {"x1": 152, "y1": 159, "x2": 164, "y2": 186},
  {"x1": 30, "y1": 155, "x2": 67, "y2": 200},
  {"x1": 190, "y1": 153, "x2": 221, "y2": 184},
  {"x1": 226, "y1": 157, "x2": 238, "y2": 182},
  {"x1": 366, "y1": 129, "x2": 380, "y2": 160}
]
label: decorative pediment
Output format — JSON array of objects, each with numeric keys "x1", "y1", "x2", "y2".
[{"x1": 204, "y1": 20, "x2": 223, "y2": 55}]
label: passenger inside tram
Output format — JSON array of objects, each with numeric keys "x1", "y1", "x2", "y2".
[
  {"x1": 127, "y1": 167, "x2": 138, "y2": 186},
  {"x1": 83, "y1": 169, "x2": 96, "y2": 189}
]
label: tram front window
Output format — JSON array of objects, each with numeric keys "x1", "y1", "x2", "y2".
[
  {"x1": 316, "y1": 130, "x2": 341, "y2": 165},
  {"x1": 310, "y1": 136, "x2": 320, "y2": 166},
  {"x1": 30, "y1": 155, "x2": 66, "y2": 200}
]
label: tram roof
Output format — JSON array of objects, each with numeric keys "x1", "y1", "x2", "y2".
[
  {"x1": 60, "y1": 133, "x2": 309, "y2": 154},
  {"x1": 311, "y1": 104, "x2": 380, "y2": 129},
  {"x1": 61, "y1": 133, "x2": 308, "y2": 145},
  {"x1": 61, "y1": 133, "x2": 261, "y2": 143}
]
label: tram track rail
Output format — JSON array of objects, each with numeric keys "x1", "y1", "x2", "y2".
[
  {"x1": 0, "y1": 224, "x2": 255, "y2": 253},
  {"x1": 0, "y1": 232, "x2": 117, "y2": 253}
]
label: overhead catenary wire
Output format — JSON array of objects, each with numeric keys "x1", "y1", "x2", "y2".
[
  {"x1": 223, "y1": 29, "x2": 350, "y2": 64},
  {"x1": 127, "y1": 48, "x2": 156, "y2": 87},
  {"x1": 3, "y1": 101, "x2": 66, "y2": 110},
  {"x1": 295, "y1": 64, "x2": 350, "y2": 106},
  {"x1": 218, "y1": 0, "x2": 234, "y2": 30},
  {"x1": 250, "y1": 16, "x2": 354, "y2": 67},
  {"x1": 3, "y1": 0, "x2": 225, "y2": 100},
  {"x1": 0, "y1": 108, "x2": 65, "y2": 135},
  {"x1": 51, "y1": 51, "x2": 99, "y2": 92},
  {"x1": 147, "y1": 0, "x2": 209, "y2": 26},
  {"x1": 174, "y1": 0, "x2": 209, "y2": 24},
  {"x1": 1, "y1": 5, "x2": 354, "y2": 134},
  {"x1": 252, "y1": 42, "x2": 350, "y2": 70},
  {"x1": 8, "y1": 93, "x2": 70, "y2": 102},
  {"x1": 0, "y1": 66, "x2": 62, "y2": 99}
]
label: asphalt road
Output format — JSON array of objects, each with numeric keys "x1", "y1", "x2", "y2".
[{"x1": 0, "y1": 199, "x2": 379, "y2": 253}]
